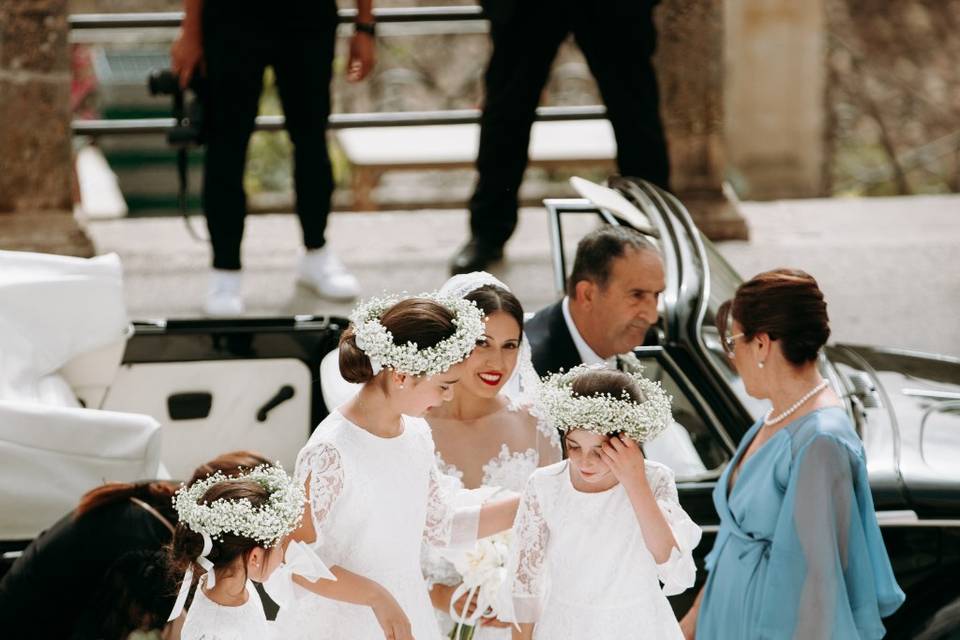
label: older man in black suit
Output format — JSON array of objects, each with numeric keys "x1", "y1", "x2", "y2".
[
  {"x1": 526, "y1": 224, "x2": 709, "y2": 476},
  {"x1": 526, "y1": 225, "x2": 664, "y2": 376}
]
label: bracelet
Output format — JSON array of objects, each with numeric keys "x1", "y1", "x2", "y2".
[{"x1": 355, "y1": 21, "x2": 376, "y2": 37}]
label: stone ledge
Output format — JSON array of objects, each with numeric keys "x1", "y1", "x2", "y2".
[
  {"x1": 0, "y1": 210, "x2": 95, "y2": 257},
  {"x1": 678, "y1": 188, "x2": 750, "y2": 241}
]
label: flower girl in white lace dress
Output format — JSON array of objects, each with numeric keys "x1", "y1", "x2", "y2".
[
  {"x1": 505, "y1": 366, "x2": 702, "y2": 640},
  {"x1": 423, "y1": 273, "x2": 561, "y2": 636},
  {"x1": 274, "y1": 294, "x2": 521, "y2": 640},
  {"x1": 168, "y1": 464, "x2": 332, "y2": 640}
]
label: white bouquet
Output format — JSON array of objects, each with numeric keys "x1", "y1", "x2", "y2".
[{"x1": 436, "y1": 487, "x2": 516, "y2": 639}]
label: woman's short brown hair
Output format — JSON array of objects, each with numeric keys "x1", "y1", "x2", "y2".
[{"x1": 717, "y1": 268, "x2": 830, "y2": 366}]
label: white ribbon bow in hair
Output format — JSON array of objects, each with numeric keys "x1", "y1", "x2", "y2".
[
  {"x1": 168, "y1": 531, "x2": 215, "y2": 621},
  {"x1": 262, "y1": 540, "x2": 337, "y2": 609}
]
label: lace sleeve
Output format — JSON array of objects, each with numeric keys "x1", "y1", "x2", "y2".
[
  {"x1": 504, "y1": 478, "x2": 549, "y2": 623},
  {"x1": 647, "y1": 462, "x2": 701, "y2": 595},
  {"x1": 295, "y1": 443, "x2": 344, "y2": 547},
  {"x1": 423, "y1": 463, "x2": 481, "y2": 549}
]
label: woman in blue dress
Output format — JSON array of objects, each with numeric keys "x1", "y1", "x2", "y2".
[{"x1": 680, "y1": 268, "x2": 904, "y2": 639}]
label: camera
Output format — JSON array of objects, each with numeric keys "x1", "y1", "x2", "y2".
[
  {"x1": 147, "y1": 68, "x2": 205, "y2": 147},
  {"x1": 146, "y1": 68, "x2": 207, "y2": 229}
]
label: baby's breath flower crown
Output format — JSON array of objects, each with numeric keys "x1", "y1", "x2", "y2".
[
  {"x1": 541, "y1": 364, "x2": 674, "y2": 443},
  {"x1": 173, "y1": 464, "x2": 305, "y2": 548},
  {"x1": 348, "y1": 292, "x2": 486, "y2": 377}
]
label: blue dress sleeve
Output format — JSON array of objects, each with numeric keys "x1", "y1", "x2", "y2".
[
  {"x1": 756, "y1": 434, "x2": 904, "y2": 639},
  {"x1": 703, "y1": 525, "x2": 729, "y2": 574}
]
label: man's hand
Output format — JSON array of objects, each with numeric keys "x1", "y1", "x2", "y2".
[
  {"x1": 171, "y1": 29, "x2": 204, "y2": 89},
  {"x1": 600, "y1": 434, "x2": 647, "y2": 490},
  {"x1": 347, "y1": 31, "x2": 376, "y2": 82}
]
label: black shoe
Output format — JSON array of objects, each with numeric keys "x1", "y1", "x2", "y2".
[{"x1": 449, "y1": 239, "x2": 504, "y2": 276}]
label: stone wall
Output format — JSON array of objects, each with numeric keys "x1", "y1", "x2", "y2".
[
  {"x1": 0, "y1": 0, "x2": 93, "y2": 256},
  {"x1": 724, "y1": 0, "x2": 828, "y2": 199},
  {"x1": 657, "y1": 0, "x2": 747, "y2": 239}
]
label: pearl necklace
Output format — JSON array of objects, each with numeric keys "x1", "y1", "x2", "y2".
[{"x1": 764, "y1": 379, "x2": 830, "y2": 427}]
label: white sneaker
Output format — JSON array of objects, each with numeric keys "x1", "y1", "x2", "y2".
[
  {"x1": 204, "y1": 269, "x2": 245, "y2": 316},
  {"x1": 297, "y1": 247, "x2": 360, "y2": 301}
]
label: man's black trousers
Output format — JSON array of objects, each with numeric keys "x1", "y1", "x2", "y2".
[
  {"x1": 201, "y1": 14, "x2": 337, "y2": 271},
  {"x1": 469, "y1": 0, "x2": 670, "y2": 249}
]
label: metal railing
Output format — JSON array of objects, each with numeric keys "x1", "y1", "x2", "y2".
[
  {"x1": 70, "y1": 6, "x2": 608, "y2": 137},
  {"x1": 69, "y1": 6, "x2": 486, "y2": 30},
  {"x1": 73, "y1": 105, "x2": 609, "y2": 136}
]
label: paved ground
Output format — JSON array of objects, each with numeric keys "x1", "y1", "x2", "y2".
[{"x1": 86, "y1": 193, "x2": 960, "y2": 357}]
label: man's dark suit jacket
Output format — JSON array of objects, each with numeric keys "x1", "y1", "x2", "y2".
[{"x1": 525, "y1": 300, "x2": 582, "y2": 377}]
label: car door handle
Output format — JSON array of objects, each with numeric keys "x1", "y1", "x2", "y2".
[
  {"x1": 257, "y1": 385, "x2": 295, "y2": 422},
  {"x1": 168, "y1": 392, "x2": 213, "y2": 421}
]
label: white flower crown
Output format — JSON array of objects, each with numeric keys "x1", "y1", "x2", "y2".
[
  {"x1": 173, "y1": 464, "x2": 305, "y2": 548},
  {"x1": 349, "y1": 293, "x2": 486, "y2": 377},
  {"x1": 540, "y1": 364, "x2": 673, "y2": 443}
]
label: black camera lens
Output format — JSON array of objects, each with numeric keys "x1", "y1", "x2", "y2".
[{"x1": 147, "y1": 69, "x2": 180, "y2": 96}]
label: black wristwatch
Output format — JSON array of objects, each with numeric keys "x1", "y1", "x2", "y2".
[{"x1": 355, "y1": 21, "x2": 376, "y2": 36}]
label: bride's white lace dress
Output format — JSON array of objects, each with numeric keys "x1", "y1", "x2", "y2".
[
  {"x1": 423, "y1": 401, "x2": 561, "y2": 638},
  {"x1": 505, "y1": 460, "x2": 701, "y2": 640},
  {"x1": 274, "y1": 411, "x2": 480, "y2": 640}
]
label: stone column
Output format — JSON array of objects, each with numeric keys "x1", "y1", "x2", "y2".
[
  {"x1": 655, "y1": 0, "x2": 748, "y2": 240},
  {"x1": 0, "y1": 0, "x2": 94, "y2": 256},
  {"x1": 724, "y1": 0, "x2": 828, "y2": 199}
]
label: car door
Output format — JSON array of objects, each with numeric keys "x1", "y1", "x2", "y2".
[
  {"x1": 98, "y1": 316, "x2": 344, "y2": 479},
  {"x1": 630, "y1": 346, "x2": 738, "y2": 615}
]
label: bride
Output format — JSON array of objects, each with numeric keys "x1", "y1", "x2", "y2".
[{"x1": 423, "y1": 272, "x2": 562, "y2": 636}]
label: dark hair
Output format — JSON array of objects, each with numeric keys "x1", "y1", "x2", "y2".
[
  {"x1": 187, "y1": 450, "x2": 273, "y2": 486},
  {"x1": 567, "y1": 226, "x2": 660, "y2": 298},
  {"x1": 569, "y1": 368, "x2": 646, "y2": 404},
  {"x1": 169, "y1": 480, "x2": 274, "y2": 590},
  {"x1": 339, "y1": 297, "x2": 459, "y2": 383},
  {"x1": 75, "y1": 480, "x2": 178, "y2": 523},
  {"x1": 717, "y1": 268, "x2": 830, "y2": 366},
  {"x1": 73, "y1": 451, "x2": 271, "y2": 527},
  {"x1": 78, "y1": 549, "x2": 176, "y2": 640},
  {"x1": 465, "y1": 285, "x2": 524, "y2": 333},
  {"x1": 559, "y1": 369, "x2": 645, "y2": 453}
]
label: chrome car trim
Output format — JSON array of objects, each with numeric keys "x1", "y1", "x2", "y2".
[
  {"x1": 834, "y1": 345, "x2": 905, "y2": 488},
  {"x1": 876, "y1": 509, "x2": 960, "y2": 528},
  {"x1": 635, "y1": 346, "x2": 738, "y2": 455},
  {"x1": 903, "y1": 388, "x2": 960, "y2": 401},
  {"x1": 542, "y1": 198, "x2": 611, "y2": 296}
]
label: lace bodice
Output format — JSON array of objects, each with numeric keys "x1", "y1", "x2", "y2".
[
  {"x1": 180, "y1": 579, "x2": 271, "y2": 640},
  {"x1": 427, "y1": 401, "x2": 560, "y2": 491},
  {"x1": 423, "y1": 403, "x2": 560, "y2": 639},
  {"x1": 274, "y1": 411, "x2": 480, "y2": 640},
  {"x1": 504, "y1": 460, "x2": 702, "y2": 639}
]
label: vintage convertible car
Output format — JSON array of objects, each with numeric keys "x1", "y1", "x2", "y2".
[{"x1": 1, "y1": 178, "x2": 957, "y2": 637}]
